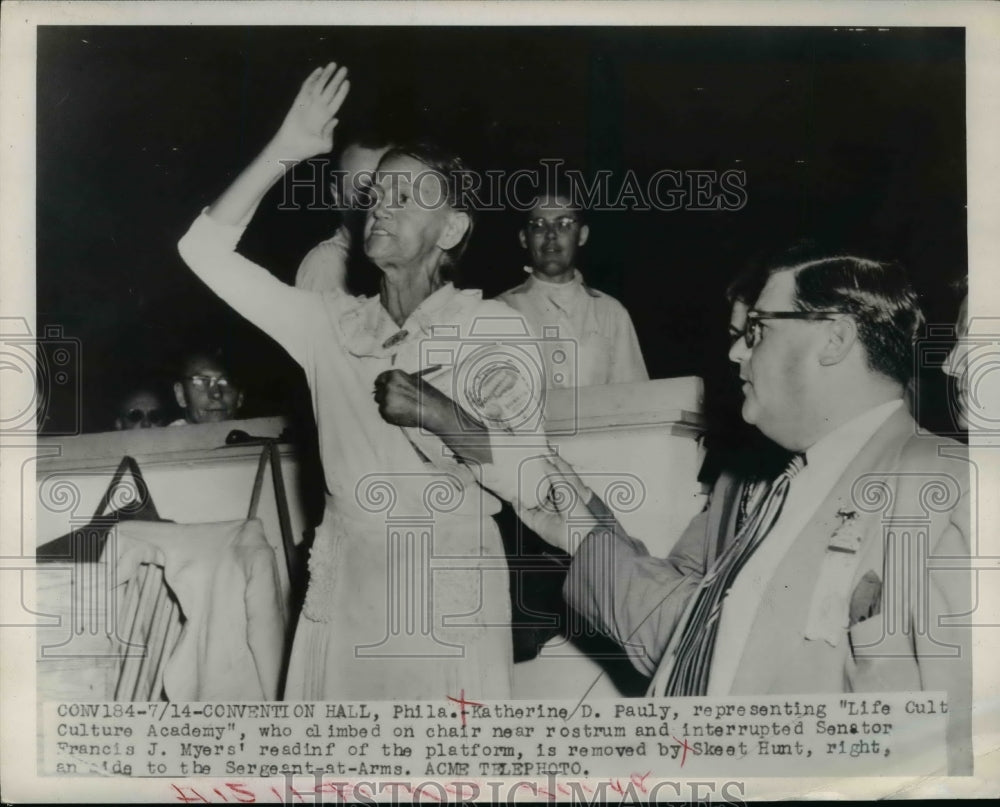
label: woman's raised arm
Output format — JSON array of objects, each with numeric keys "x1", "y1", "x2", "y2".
[
  {"x1": 178, "y1": 64, "x2": 350, "y2": 367},
  {"x1": 208, "y1": 62, "x2": 350, "y2": 226}
]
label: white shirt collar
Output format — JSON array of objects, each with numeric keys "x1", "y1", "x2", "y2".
[{"x1": 523, "y1": 268, "x2": 583, "y2": 289}]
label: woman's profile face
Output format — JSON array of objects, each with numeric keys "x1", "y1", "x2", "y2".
[{"x1": 364, "y1": 153, "x2": 458, "y2": 270}]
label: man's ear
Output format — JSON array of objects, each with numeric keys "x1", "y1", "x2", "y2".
[
  {"x1": 518, "y1": 229, "x2": 528, "y2": 250},
  {"x1": 818, "y1": 316, "x2": 858, "y2": 366},
  {"x1": 577, "y1": 224, "x2": 590, "y2": 248},
  {"x1": 437, "y1": 210, "x2": 471, "y2": 252},
  {"x1": 235, "y1": 391, "x2": 245, "y2": 413},
  {"x1": 173, "y1": 381, "x2": 187, "y2": 409}
]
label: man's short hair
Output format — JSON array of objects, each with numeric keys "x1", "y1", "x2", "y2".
[
  {"x1": 769, "y1": 254, "x2": 924, "y2": 385},
  {"x1": 178, "y1": 348, "x2": 233, "y2": 381},
  {"x1": 729, "y1": 240, "x2": 824, "y2": 306},
  {"x1": 531, "y1": 173, "x2": 586, "y2": 223}
]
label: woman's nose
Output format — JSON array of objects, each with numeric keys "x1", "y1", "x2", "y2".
[{"x1": 370, "y1": 188, "x2": 391, "y2": 218}]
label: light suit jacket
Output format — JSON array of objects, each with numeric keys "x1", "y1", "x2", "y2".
[{"x1": 564, "y1": 408, "x2": 972, "y2": 774}]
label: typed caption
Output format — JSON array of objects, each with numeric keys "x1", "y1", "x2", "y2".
[{"x1": 43, "y1": 692, "x2": 947, "y2": 784}]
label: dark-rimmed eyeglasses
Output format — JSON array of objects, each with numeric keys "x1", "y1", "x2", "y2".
[
  {"x1": 186, "y1": 375, "x2": 232, "y2": 391},
  {"x1": 124, "y1": 408, "x2": 167, "y2": 426},
  {"x1": 742, "y1": 310, "x2": 847, "y2": 349},
  {"x1": 526, "y1": 216, "x2": 580, "y2": 236}
]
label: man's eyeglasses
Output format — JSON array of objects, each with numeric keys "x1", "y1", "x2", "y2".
[
  {"x1": 526, "y1": 217, "x2": 580, "y2": 236},
  {"x1": 741, "y1": 310, "x2": 847, "y2": 349},
  {"x1": 124, "y1": 408, "x2": 167, "y2": 425},
  {"x1": 186, "y1": 375, "x2": 233, "y2": 391}
]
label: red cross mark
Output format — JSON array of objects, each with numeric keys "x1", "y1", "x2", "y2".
[
  {"x1": 672, "y1": 735, "x2": 696, "y2": 767},
  {"x1": 446, "y1": 689, "x2": 483, "y2": 727}
]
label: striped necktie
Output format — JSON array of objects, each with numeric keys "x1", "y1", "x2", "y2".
[
  {"x1": 735, "y1": 478, "x2": 765, "y2": 534},
  {"x1": 651, "y1": 453, "x2": 806, "y2": 697}
]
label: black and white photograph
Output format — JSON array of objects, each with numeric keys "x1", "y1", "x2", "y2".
[{"x1": 2, "y1": 1, "x2": 998, "y2": 801}]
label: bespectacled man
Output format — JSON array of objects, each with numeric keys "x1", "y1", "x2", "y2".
[
  {"x1": 521, "y1": 250, "x2": 972, "y2": 774},
  {"x1": 172, "y1": 352, "x2": 244, "y2": 425},
  {"x1": 497, "y1": 185, "x2": 648, "y2": 389}
]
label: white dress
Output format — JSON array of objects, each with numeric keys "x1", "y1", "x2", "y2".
[{"x1": 179, "y1": 212, "x2": 550, "y2": 700}]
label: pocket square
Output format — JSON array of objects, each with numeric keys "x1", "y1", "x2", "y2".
[{"x1": 849, "y1": 569, "x2": 882, "y2": 627}]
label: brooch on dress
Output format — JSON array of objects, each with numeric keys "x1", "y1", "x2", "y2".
[{"x1": 382, "y1": 329, "x2": 409, "y2": 349}]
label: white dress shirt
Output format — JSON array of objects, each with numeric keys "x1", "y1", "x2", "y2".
[
  {"x1": 498, "y1": 269, "x2": 648, "y2": 388},
  {"x1": 707, "y1": 398, "x2": 904, "y2": 695}
]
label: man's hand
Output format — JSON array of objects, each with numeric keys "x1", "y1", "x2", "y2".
[
  {"x1": 272, "y1": 62, "x2": 350, "y2": 164},
  {"x1": 546, "y1": 451, "x2": 593, "y2": 508},
  {"x1": 514, "y1": 452, "x2": 595, "y2": 553}
]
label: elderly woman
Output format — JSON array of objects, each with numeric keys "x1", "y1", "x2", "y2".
[{"x1": 178, "y1": 63, "x2": 544, "y2": 699}]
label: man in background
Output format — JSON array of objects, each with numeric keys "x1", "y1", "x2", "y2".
[
  {"x1": 114, "y1": 387, "x2": 169, "y2": 430},
  {"x1": 172, "y1": 351, "x2": 244, "y2": 425},
  {"x1": 495, "y1": 183, "x2": 648, "y2": 666},
  {"x1": 498, "y1": 186, "x2": 648, "y2": 389}
]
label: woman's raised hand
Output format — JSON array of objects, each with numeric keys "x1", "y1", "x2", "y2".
[{"x1": 274, "y1": 62, "x2": 350, "y2": 163}]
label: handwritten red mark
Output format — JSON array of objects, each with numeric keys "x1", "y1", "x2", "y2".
[
  {"x1": 446, "y1": 689, "x2": 483, "y2": 727},
  {"x1": 672, "y1": 735, "x2": 695, "y2": 767},
  {"x1": 171, "y1": 784, "x2": 210, "y2": 803},
  {"x1": 630, "y1": 771, "x2": 652, "y2": 793},
  {"x1": 169, "y1": 777, "x2": 660, "y2": 804},
  {"x1": 412, "y1": 784, "x2": 442, "y2": 802}
]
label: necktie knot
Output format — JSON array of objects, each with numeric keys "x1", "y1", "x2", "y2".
[{"x1": 783, "y1": 453, "x2": 807, "y2": 480}]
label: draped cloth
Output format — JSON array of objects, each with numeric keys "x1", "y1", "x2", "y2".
[{"x1": 109, "y1": 519, "x2": 285, "y2": 701}]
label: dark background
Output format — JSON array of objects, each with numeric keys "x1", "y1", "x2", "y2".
[{"x1": 36, "y1": 26, "x2": 966, "y2": 434}]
